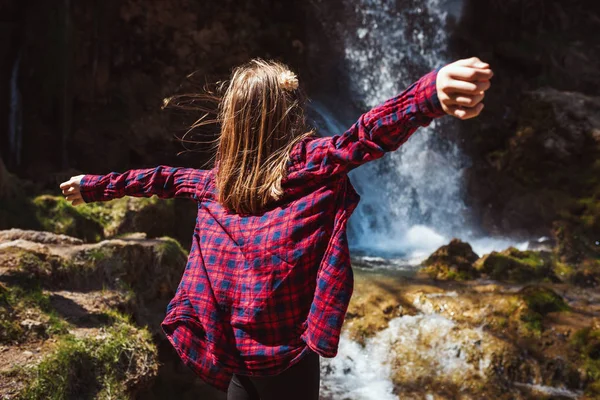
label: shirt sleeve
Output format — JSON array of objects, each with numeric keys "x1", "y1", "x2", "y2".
[
  {"x1": 287, "y1": 68, "x2": 445, "y2": 181},
  {"x1": 79, "y1": 166, "x2": 209, "y2": 203}
]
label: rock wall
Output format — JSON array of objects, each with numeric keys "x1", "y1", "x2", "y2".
[
  {"x1": 450, "y1": 0, "x2": 600, "y2": 244},
  {"x1": 2, "y1": 0, "x2": 306, "y2": 186}
]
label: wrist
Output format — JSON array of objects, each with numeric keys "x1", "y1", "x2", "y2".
[{"x1": 418, "y1": 68, "x2": 447, "y2": 118}]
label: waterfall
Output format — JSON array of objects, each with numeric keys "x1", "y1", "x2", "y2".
[
  {"x1": 309, "y1": 0, "x2": 521, "y2": 263},
  {"x1": 8, "y1": 50, "x2": 23, "y2": 167}
]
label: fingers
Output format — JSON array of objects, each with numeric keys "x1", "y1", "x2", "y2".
[
  {"x1": 59, "y1": 177, "x2": 81, "y2": 189},
  {"x1": 65, "y1": 193, "x2": 81, "y2": 201},
  {"x1": 65, "y1": 194, "x2": 84, "y2": 206},
  {"x1": 447, "y1": 103, "x2": 484, "y2": 120},
  {"x1": 442, "y1": 79, "x2": 490, "y2": 95},
  {"x1": 447, "y1": 66, "x2": 493, "y2": 82},
  {"x1": 71, "y1": 198, "x2": 85, "y2": 207},
  {"x1": 451, "y1": 92, "x2": 485, "y2": 108},
  {"x1": 61, "y1": 186, "x2": 77, "y2": 195},
  {"x1": 454, "y1": 57, "x2": 489, "y2": 69},
  {"x1": 59, "y1": 176, "x2": 84, "y2": 206}
]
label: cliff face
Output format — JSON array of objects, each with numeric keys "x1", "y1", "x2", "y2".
[
  {"x1": 450, "y1": 0, "x2": 600, "y2": 237},
  {"x1": 446, "y1": 0, "x2": 600, "y2": 269},
  {"x1": 2, "y1": 0, "x2": 305, "y2": 185}
]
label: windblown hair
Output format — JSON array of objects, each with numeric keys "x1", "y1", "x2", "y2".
[{"x1": 165, "y1": 59, "x2": 313, "y2": 214}]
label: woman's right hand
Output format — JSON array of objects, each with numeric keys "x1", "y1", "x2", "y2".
[
  {"x1": 59, "y1": 175, "x2": 85, "y2": 206},
  {"x1": 436, "y1": 57, "x2": 493, "y2": 120}
]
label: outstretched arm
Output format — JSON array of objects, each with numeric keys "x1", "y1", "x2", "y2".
[
  {"x1": 287, "y1": 57, "x2": 492, "y2": 181},
  {"x1": 59, "y1": 166, "x2": 209, "y2": 206}
]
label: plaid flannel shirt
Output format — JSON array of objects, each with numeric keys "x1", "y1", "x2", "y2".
[{"x1": 79, "y1": 69, "x2": 445, "y2": 391}]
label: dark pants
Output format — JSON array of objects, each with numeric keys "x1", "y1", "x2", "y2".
[{"x1": 227, "y1": 350, "x2": 320, "y2": 400}]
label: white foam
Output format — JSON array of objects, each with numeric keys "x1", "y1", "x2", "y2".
[{"x1": 321, "y1": 313, "x2": 492, "y2": 398}]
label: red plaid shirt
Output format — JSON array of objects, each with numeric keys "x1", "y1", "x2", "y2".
[{"x1": 79, "y1": 69, "x2": 445, "y2": 391}]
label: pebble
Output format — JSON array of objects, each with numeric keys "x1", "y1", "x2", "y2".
[{"x1": 22, "y1": 350, "x2": 33, "y2": 357}]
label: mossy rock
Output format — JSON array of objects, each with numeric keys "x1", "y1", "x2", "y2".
[
  {"x1": 0, "y1": 230, "x2": 166, "y2": 398},
  {"x1": 29, "y1": 195, "x2": 197, "y2": 248},
  {"x1": 0, "y1": 233, "x2": 187, "y2": 304},
  {"x1": 569, "y1": 258, "x2": 600, "y2": 287},
  {"x1": 570, "y1": 327, "x2": 600, "y2": 396},
  {"x1": 517, "y1": 285, "x2": 569, "y2": 334},
  {"x1": 421, "y1": 239, "x2": 480, "y2": 280},
  {"x1": 0, "y1": 282, "x2": 25, "y2": 342},
  {"x1": 32, "y1": 195, "x2": 105, "y2": 243},
  {"x1": 474, "y1": 247, "x2": 557, "y2": 283},
  {"x1": 16, "y1": 318, "x2": 158, "y2": 399}
]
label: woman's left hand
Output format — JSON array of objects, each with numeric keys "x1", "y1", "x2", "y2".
[
  {"x1": 59, "y1": 175, "x2": 85, "y2": 206},
  {"x1": 437, "y1": 57, "x2": 493, "y2": 120}
]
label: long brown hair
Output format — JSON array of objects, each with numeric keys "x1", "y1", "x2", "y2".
[{"x1": 166, "y1": 59, "x2": 313, "y2": 214}]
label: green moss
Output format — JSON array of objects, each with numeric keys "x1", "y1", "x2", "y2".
[
  {"x1": 33, "y1": 195, "x2": 104, "y2": 242},
  {"x1": 570, "y1": 327, "x2": 600, "y2": 396},
  {"x1": 475, "y1": 248, "x2": 556, "y2": 283},
  {"x1": 155, "y1": 237, "x2": 187, "y2": 265},
  {"x1": 553, "y1": 261, "x2": 576, "y2": 281},
  {"x1": 421, "y1": 239, "x2": 480, "y2": 280},
  {"x1": 520, "y1": 310, "x2": 544, "y2": 334},
  {"x1": 77, "y1": 198, "x2": 132, "y2": 236},
  {"x1": 3, "y1": 284, "x2": 70, "y2": 339},
  {"x1": 517, "y1": 286, "x2": 569, "y2": 335},
  {"x1": 86, "y1": 247, "x2": 112, "y2": 262},
  {"x1": 20, "y1": 322, "x2": 157, "y2": 400},
  {"x1": 79, "y1": 197, "x2": 178, "y2": 240},
  {"x1": 0, "y1": 284, "x2": 24, "y2": 342},
  {"x1": 521, "y1": 286, "x2": 570, "y2": 314}
]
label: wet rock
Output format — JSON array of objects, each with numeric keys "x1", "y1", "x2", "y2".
[
  {"x1": 339, "y1": 268, "x2": 598, "y2": 398},
  {"x1": 516, "y1": 285, "x2": 570, "y2": 335},
  {"x1": 474, "y1": 247, "x2": 557, "y2": 283},
  {"x1": 570, "y1": 326, "x2": 600, "y2": 397},
  {"x1": 344, "y1": 269, "x2": 417, "y2": 344},
  {"x1": 421, "y1": 239, "x2": 480, "y2": 280}
]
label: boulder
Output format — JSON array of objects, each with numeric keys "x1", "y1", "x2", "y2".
[
  {"x1": 421, "y1": 239, "x2": 480, "y2": 280},
  {"x1": 0, "y1": 228, "x2": 84, "y2": 245},
  {"x1": 0, "y1": 230, "x2": 186, "y2": 306},
  {"x1": 0, "y1": 229, "x2": 171, "y2": 398},
  {"x1": 79, "y1": 196, "x2": 197, "y2": 248},
  {"x1": 474, "y1": 247, "x2": 557, "y2": 283},
  {"x1": 32, "y1": 195, "x2": 105, "y2": 243},
  {"x1": 5, "y1": 194, "x2": 197, "y2": 248}
]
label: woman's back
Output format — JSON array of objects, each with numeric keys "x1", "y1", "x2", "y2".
[{"x1": 61, "y1": 57, "x2": 493, "y2": 398}]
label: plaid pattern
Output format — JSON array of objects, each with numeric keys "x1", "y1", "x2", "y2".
[{"x1": 79, "y1": 69, "x2": 444, "y2": 392}]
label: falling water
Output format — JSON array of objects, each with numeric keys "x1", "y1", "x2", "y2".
[
  {"x1": 8, "y1": 50, "x2": 23, "y2": 166},
  {"x1": 309, "y1": 2, "x2": 562, "y2": 398},
  {"x1": 310, "y1": 0, "x2": 523, "y2": 263}
]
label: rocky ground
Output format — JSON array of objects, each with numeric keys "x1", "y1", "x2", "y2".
[
  {"x1": 0, "y1": 194, "x2": 599, "y2": 399},
  {"x1": 0, "y1": 228, "x2": 226, "y2": 399},
  {"x1": 2, "y1": 221, "x2": 598, "y2": 399},
  {"x1": 344, "y1": 240, "x2": 600, "y2": 399}
]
